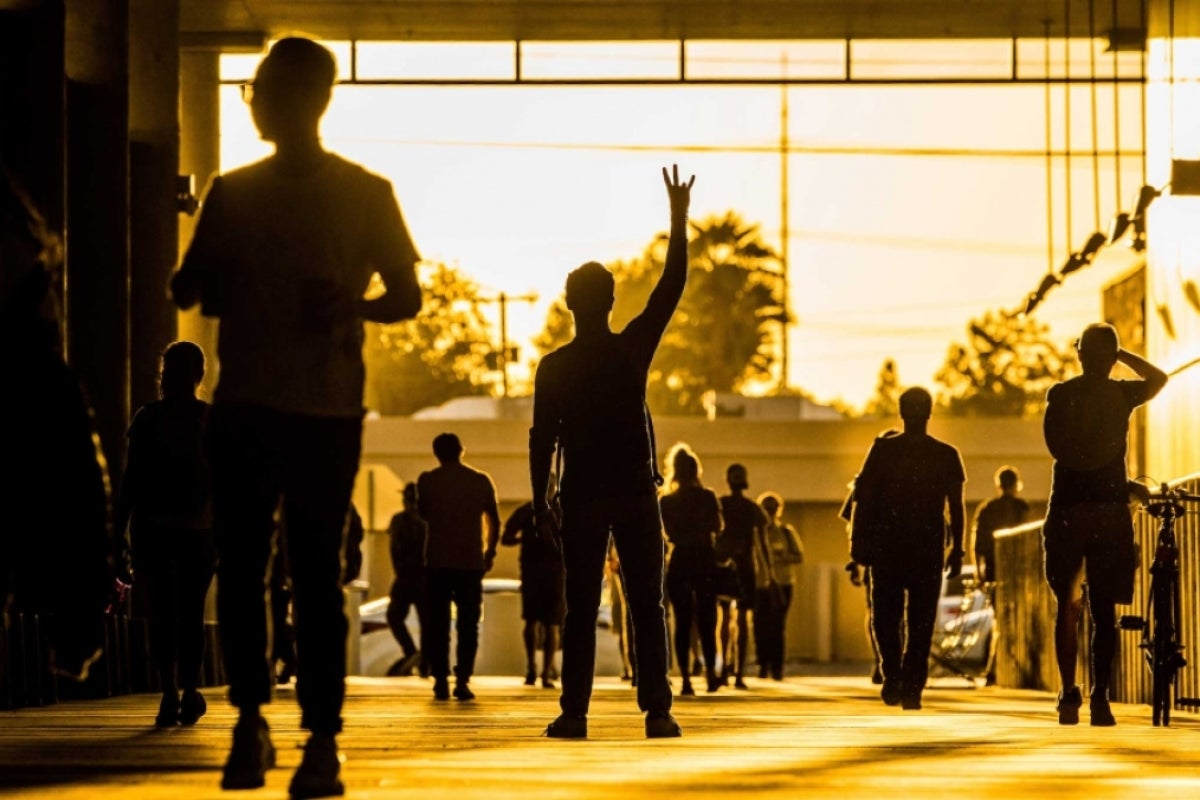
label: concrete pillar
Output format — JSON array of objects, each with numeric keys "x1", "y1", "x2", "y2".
[{"x1": 177, "y1": 48, "x2": 220, "y2": 399}]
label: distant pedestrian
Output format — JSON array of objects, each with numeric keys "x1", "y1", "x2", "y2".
[
  {"x1": 716, "y1": 463, "x2": 774, "y2": 689},
  {"x1": 850, "y1": 387, "x2": 966, "y2": 711},
  {"x1": 417, "y1": 433, "x2": 501, "y2": 702},
  {"x1": 972, "y1": 466, "x2": 1030, "y2": 584},
  {"x1": 755, "y1": 492, "x2": 803, "y2": 681},
  {"x1": 114, "y1": 341, "x2": 215, "y2": 727},
  {"x1": 501, "y1": 477, "x2": 566, "y2": 689},
  {"x1": 385, "y1": 483, "x2": 426, "y2": 677},
  {"x1": 659, "y1": 443, "x2": 723, "y2": 695}
]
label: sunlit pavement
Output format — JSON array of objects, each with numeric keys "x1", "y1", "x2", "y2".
[{"x1": 2, "y1": 673, "x2": 1199, "y2": 799}]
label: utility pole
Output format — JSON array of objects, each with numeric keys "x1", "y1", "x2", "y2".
[
  {"x1": 477, "y1": 291, "x2": 538, "y2": 398},
  {"x1": 779, "y1": 54, "x2": 791, "y2": 394}
]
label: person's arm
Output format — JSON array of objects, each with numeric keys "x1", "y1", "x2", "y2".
[
  {"x1": 482, "y1": 482, "x2": 501, "y2": 572},
  {"x1": 529, "y1": 356, "x2": 561, "y2": 518},
  {"x1": 500, "y1": 506, "x2": 525, "y2": 547},
  {"x1": 360, "y1": 178, "x2": 423, "y2": 323},
  {"x1": 945, "y1": 482, "x2": 966, "y2": 578},
  {"x1": 170, "y1": 176, "x2": 227, "y2": 314},
  {"x1": 625, "y1": 166, "x2": 694, "y2": 365},
  {"x1": 1117, "y1": 348, "x2": 1168, "y2": 405},
  {"x1": 416, "y1": 474, "x2": 431, "y2": 521},
  {"x1": 754, "y1": 507, "x2": 777, "y2": 585}
]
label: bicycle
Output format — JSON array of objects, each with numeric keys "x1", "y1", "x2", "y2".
[{"x1": 1118, "y1": 479, "x2": 1200, "y2": 726}]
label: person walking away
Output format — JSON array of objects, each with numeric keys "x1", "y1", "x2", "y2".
[
  {"x1": 755, "y1": 492, "x2": 803, "y2": 681},
  {"x1": 500, "y1": 478, "x2": 566, "y2": 689},
  {"x1": 850, "y1": 387, "x2": 966, "y2": 711},
  {"x1": 971, "y1": 465, "x2": 1029, "y2": 686},
  {"x1": 1042, "y1": 323, "x2": 1167, "y2": 726},
  {"x1": 417, "y1": 433, "x2": 501, "y2": 702},
  {"x1": 529, "y1": 165, "x2": 695, "y2": 740},
  {"x1": 386, "y1": 482, "x2": 427, "y2": 677},
  {"x1": 659, "y1": 443, "x2": 723, "y2": 695},
  {"x1": 716, "y1": 463, "x2": 774, "y2": 689},
  {"x1": 114, "y1": 341, "x2": 215, "y2": 727},
  {"x1": 170, "y1": 36, "x2": 422, "y2": 798}
]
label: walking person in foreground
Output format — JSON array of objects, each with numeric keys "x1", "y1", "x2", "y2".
[
  {"x1": 850, "y1": 387, "x2": 966, "y2": 711},
  {"x1": 1042, "y1": 323, "x2": 1167, "y2": 726},
  {"x1": 529, "y1": 165, "x2": 694, "y2": 739},
  {"x1": 170, "y1": 36, "x2": 422, "y2": 798}
]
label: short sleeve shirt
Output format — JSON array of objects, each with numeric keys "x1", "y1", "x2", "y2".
[{"x1": 418, "y1": 463, "x2": 498, "y2": 571}]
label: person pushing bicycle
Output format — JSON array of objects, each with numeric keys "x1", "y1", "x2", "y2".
[{"x1": 1042, "y1": 323, "x2": 1167, "y2": 727}]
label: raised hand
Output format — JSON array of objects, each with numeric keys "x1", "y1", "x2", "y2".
[{"x1": 662, "y1": 163, "x2": 695, "y2": 220}]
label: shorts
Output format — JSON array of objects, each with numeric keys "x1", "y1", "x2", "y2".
[
  {"x1": 1043, "y1": 502, "x2": 1137, "y2": 605},
  {"x1": 521, "y1": 564, "x2": 566, "y2": 625}
]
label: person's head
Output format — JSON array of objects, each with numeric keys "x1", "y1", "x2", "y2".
[
  {"x1": 899, "y1": 386, "x2": 933, "y2": 424},
  {"x1": 432, "y1": 432, "x2": 463, "y2": 464},
  {"x1": 564, "y1": 261, "x2": 615, "y2": 328},
  {"x1": 159, "y1": 340, "x2": 205, "y2": 400},
  {"x1": 665, "y1": 443, "x2": 702, "y2": 491},
  {"x1": 726, "y1": 462, "x2": 749, "y2": 492},
  {"x1": 1076, "y1": 322, "x2": 1120, "y2": 375},
  {"x1": 995, "y1": 465, "x2": 1022, "y2": 495},
  {"x1": 401, "y1": 481, "x2": 417, "y2": 510},
  {"x1": 248, "y1": 37, "x2": 337, "y2": 144},
  {"x1": 758, "y1": 491, "x2": 783, "y2": 521}
]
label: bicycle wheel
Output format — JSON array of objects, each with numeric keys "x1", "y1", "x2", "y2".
[{"x1": 1150, "y1": 571, "x2": 1177, "y2": 727}]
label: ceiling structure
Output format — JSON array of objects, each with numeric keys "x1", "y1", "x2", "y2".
[{"x1": 180, "y1": 0, "x2": 1148, "y2": 44}]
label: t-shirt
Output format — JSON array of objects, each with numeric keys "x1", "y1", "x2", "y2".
[
  {"x1": 717, "y1": 494, "x2": 770, "y2": 564},
  {"x1": 177, "y1": 153, "x2": 420, "y2": 417},
  {"x1": 854, "y1": 430, "x2": 966, "y2": 564},
  {"x1": 661, "y1": 486, "x2": 721, "y2": 573},
  {"x1": 418, "y1": 462, "x2": 499, "y2": 571},
  {"x1": 1044, "y1": 375, "x2": 1155, "y2": 506},
  {"x1": 971, "y1": 494, "x2": 1030, "y2": 561},
  {"x1": 388, "y1": 510, "x2": 427, "y2": 586},
  {"x1": 503, "y1": 502, "x2": 563, "y2": 569},
  {"x1": 764, "y1": 523, "x2": 804, "y2": 586},
  {"x1": 125, "y1": 398, "x2": 212, "y2": 529}
]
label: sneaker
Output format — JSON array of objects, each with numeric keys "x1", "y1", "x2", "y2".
[
  {"x1": 645, "y1": 712, "x2": 683, "y2": 738},
  {"x1": 221, "y1": 715, "x2": 276, "y2": 790},
  {"x1": 544, "y1": 713, "x2": 587, "y2": 739},
  {"x1": 178, "y1": 689, "x2": 207, "y2": 726},
  {"x1": 386, "y1": 658, "x2": 413, "y2": 677},
  {"x1": 706, "y1": 675, "x2": 722, "y2": 693},
  {"x1": 453, "y1": 682, "x2": 475, "y2": 701},
  {"x1": 288, "y1": 733, "x2": 345, "y2": 799},
  {"x1": 758, "y1": 665, "x2": 769, "y2": 679},
  {"x1": 880, "y1": 678, "x2": 903, "y2": 707},
  {"x1": 433, "y1": 677, "x2": 450, "y2": 700},
  {"x1": 1057, "y1": 685, "x2": 1083, "y2": 725},
  {"x1": 541, "y1": 676, "x2": 556, "y2": 690},
  {"x1": 734, "y1": 677, "x2": 749, "y2": 690},
  {"x1": 1090, "y1": 691, "x2": 1116, "y2": 727},
  {"x1": 524, "y1": 670, "x2": 537, "y2": 686},
  {"x1": 155, "y1": 691, "x2": 179, "y2": 728},
  {"x1": 870, "y1": 665, "x2": 884, "y2": 685},
  {"x1": 901, "y1": 693, "x2": 923, "y2": 711},
  {"x1": 680, "y1": 680, "x2": 695, "y2": 697}
]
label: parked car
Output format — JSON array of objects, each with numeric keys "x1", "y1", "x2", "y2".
[
  {"x1": 929, "y1": 564, "x2": 994, "y2": 679},
  {"x1": 357, "y1": 577, "x2": 623, "y2": 678}
]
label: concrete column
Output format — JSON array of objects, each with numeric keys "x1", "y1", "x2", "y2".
[{"x1": 177, "y1": 48, "x2": 220, "y2": 399}]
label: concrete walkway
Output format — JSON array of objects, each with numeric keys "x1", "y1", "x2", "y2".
[{"x1": 2, "y1": 674, "x2": 1198, "y2": 799}]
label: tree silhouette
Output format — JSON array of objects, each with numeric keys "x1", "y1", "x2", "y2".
[
  {"x1": 364, "y1": 262, "x2": 494, "y2": 416},
  {"x1": 862, "y1": 358, "x2": 901, "y2": 419},
  {"x1": 934, "y1": 309, "x2": 1076, "y2": 418}
]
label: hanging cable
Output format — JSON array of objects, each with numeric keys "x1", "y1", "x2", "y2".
[
  {"x1": 1141, "y1": 0, "x2": 1148, "y2": 186},
  {"x1": 1045, "y1": 17, "x2": 1056, "y2": 275},
  {"x1": 1090, "y1": 0, "x2": 1102, "y2": 229},
  {"x1": 1113, "y1": 0, "x2": 1122, "y2": 205},
  {"x1": 1065, "y1": 0, "x2": 1074, "y2": 249}
]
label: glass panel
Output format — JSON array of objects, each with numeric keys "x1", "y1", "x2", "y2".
[
  {"x1": 355, "y1": 42, "x2": 516, "y2": 80},
  {"x1": 519, "y1": 41, "x2": 679, "y2": 80},
  {"x1": 219, "y1": 41, "x2": 352, "y2": 82},
  {"x1": 1015, "y1": 38, "x2": 1143, "y2": 80},
  {"x1": 851, "y1": 39, "x2": 1011, "y2": 80},
  {"x1": 685, "y1": 40, "x2": 846, "y2": 80}
]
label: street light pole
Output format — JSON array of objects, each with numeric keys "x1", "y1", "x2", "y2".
[{"x1": 478, "y1": 290, "x2": 538, "y2": 398}]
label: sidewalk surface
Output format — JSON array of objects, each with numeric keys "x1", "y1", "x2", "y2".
[{"x1": 2, "y1": 673, "x2": 1198, "y2": 799}]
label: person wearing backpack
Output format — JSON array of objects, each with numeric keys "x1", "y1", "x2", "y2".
[{"x1": 114, "y1": 340, "x2": 215, "y2": 728}]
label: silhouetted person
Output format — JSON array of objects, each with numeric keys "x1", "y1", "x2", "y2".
[
  {"x1": 716, "y1": 463, "x2": 773, "y2": 689},
  {"x1": 659, "y1": 443, "x2": 723, "y2": 695},
  {"x1": 851, "y1": 387, "x2": 965, "y2": 710},
  {"x1": 842, "y1": 480, "x2": 882, "y2": 684},
  {"x1": 386, "y1": 483, "x2": 426, "y2": 677},
  {"x1": 114, "y1": 341, "x2": 215, "y2": 727},
  {"x1": 530, "y1": 165, "x2": 694, "y2": 739},
  {"x1": 1043, "y1": 323, "x2": 1167, "y2": 726},
  {"x1": 170, "y1": 37, "x2": 422, "y2": 798},
  {"x1": 417, "y1": 433, "x2": 501, "y2": 702},
  {"x1": 501, "y1": 482, "x2": 566, "y2": 689},
  {"x1": 1, "y1": 164, "x2": 111, "y2": 685},
  {"x1": 605, "y1": 541, "x2": 636, "y2": 683},
  {"x1": 755, "y1": 492, "x2": 803, "y2": 681},
  {"x1": 972, "y1": 466, "x2": 1029, "y2": 585}
]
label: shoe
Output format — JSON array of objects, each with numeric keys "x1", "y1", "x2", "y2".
[
  {"x1": 178, "y1": 690, "x2": 207, "y2": 726},
  {"x1": 525, "y1": 670, "x2": 537, "y2": 686},
  {"x1": 1090, "y1": 691, "x2": 1116, "y2": 727},
  {"x1": 880, "y1": 678, "x2": 903, "y2": 707},
  {"x1": 1057, "y1": 685, "x2": 1083, "y2": 725},
  {"x1": 758, "y1": 665, "x2": 769, "y2": 679},
  {"x1": 734, "y1": 677, "x2": 749, "y2": 690},
  {"x1": 221, "y1": 715, "x2": 276, "y2": 790},
  {"x1": 288, "y1": 733, "x2": 345, "y2": 799},
  {"x1": 680, "y1": 680, "x2": 695, "y2": 697},
  {"x1": 433, "y1": 677, "x2": 450, "y2": 700},
  {"x1": 645, "y1": 712, "x2": 683, "y2": 738},
  {"x1": 771, "y1": 669, "x2": 784, "y2": 682},
  {"x1": 620, "y1": 672, "x2": 632, "y2": 682},
  {"x1": 541, "y1": 676, "x2": 556, "y2": 690},
  {"x1": 276, "y1": 659, "x2": 296, "y2": 685},
  {"x1": 901, "y1": 693, "x2": 923, "y2": 711},
  {"x1": 706, "y1": 675, "x2": 722, "y2": 693},
  {"x1": 418, "y1": 659, "x2": 431, "y2": 679},
  {"x1": 871, "y1": 665, "x2": 884, "y2": 685},
  {"x1": 155, "y1": 691, "x2": 179, "y2": 728},
  {"x1": 453, "y1": 682, "x2": 475, "y2": 701},
  {"x1": 386, "y1": 658, "x2": 413, "y2": 677},
  {"x1": 544, "y1": 713, "x2": 587, "y2": 739}
]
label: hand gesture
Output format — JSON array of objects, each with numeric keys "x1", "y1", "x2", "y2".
[
  {"x1": 945, "y1": 550, "x2": 963, "y2": 580},
  {"x1": 662, "y1": 163, "x2": 695, "y2": 220}
]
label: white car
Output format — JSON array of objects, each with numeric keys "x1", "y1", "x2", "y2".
[{"x1": 929, "y1": 565, "x2": 994, "y2": 679}]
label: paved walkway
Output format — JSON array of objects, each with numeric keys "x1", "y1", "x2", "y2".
[{"x1": 2, "y1": 674, "x2": 1198, "y2": 799}]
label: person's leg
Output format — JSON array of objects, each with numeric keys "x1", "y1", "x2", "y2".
[
  {"x1": 523, "y1": 620, "x2": 538, "y2": 682},
  {"x1": 557, "y1": 500, "x2": 610, "y2": 718},
  {"x1": 869, "y1": 565, "x2": 905, "y2": 703},
  {"x1": 387, "y1": 588, "x2": 417, "y2": 658},
  {"x1": 735, "y1": 605, "x2": 752, "y2": 685},
  {"x1": 542, "y1": 624, "x2": 560, "y2": 685},
  {"x1": 717, "y1": 599, "x2": 733, "y2": 681},
  {"x1": 695, "y1": 586, "x2": 720, "y2": 689},
  {"x1": 177, "y1": 531, "x2": 216, "y2": 693},
  {"x1": 773, "y1": 585, "x2": 793, "y2": 679},
  {"x1": 1088, "y1": 596, "x2": 1118, "y2": 725},
  {"x1": 452, "y1": 570, "x2": 484, "y2": 696},
  {"x1": 423, "y1": 569, "x2": 453, "y2": 692},
  {"x1": 668, "y1": 575, "x2": 695, "y2": 691},
  {"x1": 900, "y1": 567, "x2": 942, "y2": 708},
  {"x1": 609, "y1": 494, "x2": 673, "y2": 718},
  {"x1": 753, "y1": 588, "x2": 771, "y2": 678},
  {"x1": 135, "y1": 532, "x2": 180, "y2": 725}
]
